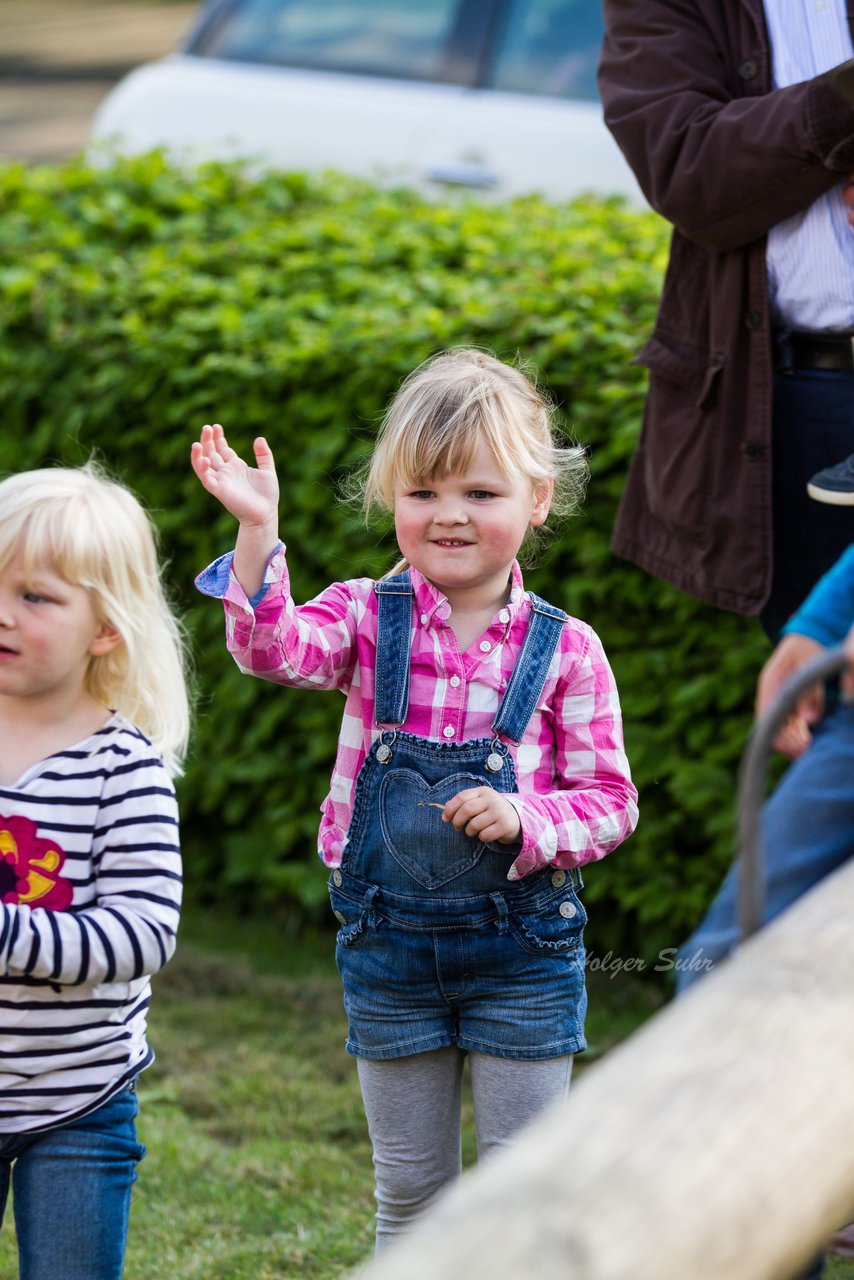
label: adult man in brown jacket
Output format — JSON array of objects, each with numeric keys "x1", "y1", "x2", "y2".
[
  {"x1": 598, "y1": 2, "x2": 854, "y2": 638},
  {"x1": 601, "y1": 12, "x2": 854, "y2": 1273}
]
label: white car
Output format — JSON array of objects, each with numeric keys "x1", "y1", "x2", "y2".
[{"x1": 91, "y1": 0, "x2": 642, "y2": 203}]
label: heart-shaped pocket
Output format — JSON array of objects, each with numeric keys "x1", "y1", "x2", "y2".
[{"x1": 378, "y1": 768, "x2": 488, "y2": 888}]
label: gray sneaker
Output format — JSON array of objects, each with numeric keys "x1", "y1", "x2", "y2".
[{"x1": 807, "y1": 455, "x2": 854, "y2": 505}]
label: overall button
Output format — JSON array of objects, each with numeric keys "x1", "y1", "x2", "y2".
[
  {"x1": 559, "y1": 900, "x2": 577, "y2": 919},
  {"x1": 443, "y1": 725, "x2": 456, "y2": 738},
  {"x1": 551, "y1": 869, "x2": 567, "y2": 888},
  {"x1": 334, "y1": 910, "x2": 346, "y2": 924},
  {"x1": 450, "y1": 675, "x2": 461, "y2": 688},
  {"x1": 332, "y1": 869, "x2": 343, "y2": 887}
]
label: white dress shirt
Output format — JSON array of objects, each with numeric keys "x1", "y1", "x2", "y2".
[{"x1": 764, "y1": 0, "x2": 854, "y2": 330}]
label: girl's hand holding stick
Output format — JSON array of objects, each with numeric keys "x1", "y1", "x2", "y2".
[{"x1": 442, "y1": 785, "x2": 522, "y2": 845}]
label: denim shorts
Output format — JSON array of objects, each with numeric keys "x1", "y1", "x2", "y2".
[{"x1": 331, "y1": 870, "x2": 588, "y2": 1061}]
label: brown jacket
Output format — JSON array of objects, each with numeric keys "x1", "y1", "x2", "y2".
[{"x1": 598, "y1": 1, "x2": 854, "y2": 614}]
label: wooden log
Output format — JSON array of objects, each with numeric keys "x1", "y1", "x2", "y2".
[{"x1": 356, "y1": 859, "x2": 854, "y2": 1280}]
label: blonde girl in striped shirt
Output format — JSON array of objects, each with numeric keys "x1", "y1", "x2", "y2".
[{"x1": 0, "y1": 464, "x2": 189, "y2": 1280}]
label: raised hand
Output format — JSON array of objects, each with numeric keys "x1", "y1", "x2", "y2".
[{"x1": 191, "y1": 423, "x2": 279, "y2": 529}]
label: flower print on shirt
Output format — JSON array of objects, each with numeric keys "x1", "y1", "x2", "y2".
[{"x1": 0, "y1": 814, "x2": 73, "y2": 910}]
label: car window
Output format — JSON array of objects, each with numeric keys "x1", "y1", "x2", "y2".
[
  {"x1": 196, "y1": 0, "x2": 462, "y2": 81},
  {"x1": 483, "y1": 0, "x2": 602, "y2": 100}
]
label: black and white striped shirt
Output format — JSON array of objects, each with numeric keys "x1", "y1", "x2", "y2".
[{"x1": 0, "y1": 713, "x2": 181, "y2": 1134}]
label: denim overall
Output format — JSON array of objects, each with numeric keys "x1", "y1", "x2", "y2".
[{"x1": 329, "y1": 573, "x2": 588, "y2": 1062}]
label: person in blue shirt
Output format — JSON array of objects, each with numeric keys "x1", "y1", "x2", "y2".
[{"x1": 677, "y1": 543, "x2": 854, "y2": 988}]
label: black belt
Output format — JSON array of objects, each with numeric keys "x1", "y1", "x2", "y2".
[{"x1": 778, "y1": 330, "x2": 854, "y2": 373}]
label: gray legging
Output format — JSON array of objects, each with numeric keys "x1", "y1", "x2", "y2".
[{"x1": 357, "y1": 1047, "x2": 573, "y2": 1251}]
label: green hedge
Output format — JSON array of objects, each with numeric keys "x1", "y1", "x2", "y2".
[{"x1": 0, "y1": 154, "x2": 769, "y2": 963}]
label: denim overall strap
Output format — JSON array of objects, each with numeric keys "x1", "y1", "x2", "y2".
[
  {"x1": 491, "y1": 593, "x2": 567, "y2": 743},
  {"x1": 373, "y1": 572, "x2": 414, "y2": 726}
]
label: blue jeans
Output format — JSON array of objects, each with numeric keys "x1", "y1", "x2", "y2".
[
  {"x1": 677, "y1": 702, "x2": 854, "y2": 990},
  {"x1": 0, "y1": 1083, "x2": 145, "y2": 1280}
]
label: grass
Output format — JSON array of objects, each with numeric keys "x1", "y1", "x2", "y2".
[
  {"x1": 120, "y1": 914, "x2": 376, "y2": 1280},
  {"x1": 0, "y1": 905, "x2": 851, "y2": 1278}
]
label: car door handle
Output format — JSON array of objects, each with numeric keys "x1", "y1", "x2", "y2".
[{"x1": 425, "y1": 163, "x2": 499, "y2": 189}]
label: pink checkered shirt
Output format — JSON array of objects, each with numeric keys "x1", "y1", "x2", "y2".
[{"x1": 197, "y1": 548, "x2": 638, "y2": 881}]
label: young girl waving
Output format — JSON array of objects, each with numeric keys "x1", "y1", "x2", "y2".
[
  {"x1": 193, "y1": 349, "x2": 637, "y2": 1250},
  {"x1": 0, "y1": 466, "x2": 188, "y2": 1280}
]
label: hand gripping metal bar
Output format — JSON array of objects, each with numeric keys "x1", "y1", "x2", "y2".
[{"x1": 737, "y1": 645, "x2": 847, "y2": 941}]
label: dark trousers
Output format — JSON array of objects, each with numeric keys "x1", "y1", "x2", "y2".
[{"x1": 761, "y1": 367, "x2": 854, "y2": 642}]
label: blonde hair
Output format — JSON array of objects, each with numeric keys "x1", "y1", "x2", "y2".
[
  {"x1": 0, "y1": 464, "x2": 190, "y2": 777},
  {"x1": 361, "y1": 349, "x2": 587, "y2": 537}
]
